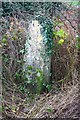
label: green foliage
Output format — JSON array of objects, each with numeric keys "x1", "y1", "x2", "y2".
[
  {"x1": 24, "y1": 66, "x2": 45, "y2": 94},
  {"x1": 2, "y1": 2, "x2": 65, "y2": 17},
  {"x1": 19, "y1": 49, "x2": 25, "y2": 54},
  {"x1": 46, "y1": 84, "x2": 52, "y2": 92},
  {"x1": 76, "y1": 36, "x2": 80, "y2": 49},
  {"x1": 76, "y1": 37, "x2": 80, "y2": 42},
  {"x1": 36, "y1": 16, "x2": 53, "y2": 56},
  {"x1": 36, "y1": 68, "x2": 46, "y2": 94},
  {"x1": 56, "y1": 29, "x2": 65, "y2": 38},
  {"x1": 2, "y1": 2, "x2": 77, "y2": 99},
  {"x1": 2, "y1": 54, "x2": 9, "y2": 64},
  {"x1": 46, "y1": 107, "x2": 53, "y2": 113},
  {"x1": 71, "y1": 1, "x2": 80, "y2": 6},
  {"x1": 58, "y1": 39, "x2": 64, "y2": 45},
  {"x1": 15, "y1": 72, "x2": 21, "y2": 81},
  {"x1": 2, "y1": 38, "x2": 7, "y2": 44},
  {"x1": 76, "y1": 43, "x2": 80, "y2": 49},
  {"x1": 0, "y1": 106, "x2": 2, "y2": 112},
  {"x1": 17, "y1": 65, "x2": 52, "y2": 95},
  {"x1": 1, "y1": 38, "x2": 8, "y2": 46},
  {"x1": 45, "y1": 22, "x2": 54, "y2": 56},
  {"x1": 53, "y1": 28, "x2": 66, "y2": 46}
]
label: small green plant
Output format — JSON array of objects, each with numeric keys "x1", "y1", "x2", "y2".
[
  {"x1": 71, "y1": 1, "x2": 80, "y2": 6},
  {"x1": 76, "y1": 36, "x2": 80, "y2": 49},
  {"x1": 46, "y1": 84, "x2": 52, "y2": 92},
  {"x1": 17, "y1": 65, "x2": 52, "y2": 95},
  {"x1": 0, "y1": 106, "x2": 2, "y2": 112},
  {"x1": 76, "y1": 43, "x2": 80, "y2": 49},
  {"x1": 36, "y1": 68, "x2": 44, "y2": 94},
  {"x1": 58, "y1": 39, "x2": 64, "y2": 45},
  {"x1": 2, "y1": 38, "x2": 7, "y2": 44},
  {"x1": 56, "y1": 29, "x2": 65, "y2": 38},
  {"x1": 46, "y1": 107, "x2": 53, "y2": 113}
]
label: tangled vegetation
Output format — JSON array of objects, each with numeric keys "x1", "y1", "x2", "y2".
[{"x1": 0, "y1": 1, "x2": 80, "y2": 119}]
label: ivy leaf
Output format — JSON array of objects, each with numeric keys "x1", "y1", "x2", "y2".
[
  {"x1": 27, "y1": 65, "x2": 33, "y2": 70},
  {"x1": 46, "y1": 107, "x2": 53, "y2": 113},
  {"x1": 46, "y1": 84, "x2": 52, "y2": 92},
  {"x1": 2, "y1": 38, "x2": 7, "y2": 44},
  {"x1": 76, "y1": 44, "x2": 80, "y2": 49},
  {"x1": 20, "y1": 49, "x2": 25, "y2": 54},
  {"x1": 11, "y1": 105, "x2": 16, "y2": 113},
  {"x1": 71, "y1": 1, "x2": 79, "y2": 6},
  {"x1": 58, "y1": 39, "x2": 64, "y2": 45},
  {"x1": 76, "y1": 37, "x2": 80, "y2": 42},
  {"x1": 56, "y1": 29, "x2": 65, "y2": 38},
  {"x1": 27, "y1": 80, "x2": 32, "y2": 84},
  {"x1": 0, "y1": 106, "x2": 2, "y2": 112}
]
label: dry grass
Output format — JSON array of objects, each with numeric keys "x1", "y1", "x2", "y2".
[{"x1": 27, "y1": 83, "x2": 79, "y2": 118}]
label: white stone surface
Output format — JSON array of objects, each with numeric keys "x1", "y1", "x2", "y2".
[{"x1": 23, "y1": 20, "x2": 51, "y2": 82}]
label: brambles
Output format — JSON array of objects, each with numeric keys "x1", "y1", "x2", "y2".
[{"x1": 1, "y1": 2, "x2": 79, "y2": 119}]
